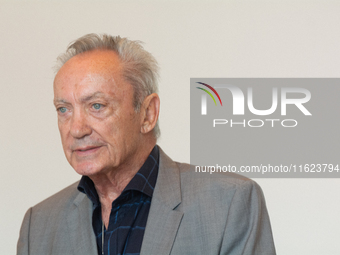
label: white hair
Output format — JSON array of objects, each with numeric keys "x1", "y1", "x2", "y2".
[{"x1": 55, "y1": 33, "x2": 160, "y2": 138}]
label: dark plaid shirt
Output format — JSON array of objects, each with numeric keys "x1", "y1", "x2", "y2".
[{"x1": 78, "y1": 146, "x2": 159, "y2": 255}]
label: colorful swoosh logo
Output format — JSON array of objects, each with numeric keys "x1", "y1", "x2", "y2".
[{"x1": 196, "y1": 82, "x2": 223, "y2": 106}]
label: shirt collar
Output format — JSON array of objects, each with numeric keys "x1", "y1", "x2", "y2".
[{"x1": 78, "y1": 145, "x2": 159, "y2": 206}]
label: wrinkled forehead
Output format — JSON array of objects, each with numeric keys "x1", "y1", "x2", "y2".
[
  {"x1": 53, "y1": 50, "x2": 131, "y2": 102},
  {"x1": 54, "y1": 50, "x2": 123, "y2": 85}
]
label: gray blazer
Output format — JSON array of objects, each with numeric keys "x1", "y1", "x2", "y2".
[{"x1": 17, "y1": 148, "x2": 276, "y2": 255}]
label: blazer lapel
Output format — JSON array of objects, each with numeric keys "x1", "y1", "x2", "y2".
[
  {"x1": 140, "y1": 148, "x2": 184, "y2": 255},
  {"x1": 66, "y1": 192, "x2": 98, "y2": 255}
]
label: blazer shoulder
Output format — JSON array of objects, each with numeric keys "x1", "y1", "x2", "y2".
[
  {"x1": 157, "y1": 147, "x2": 262, "y2": 195},
  {"x1": 32, "y1": 181, "x2": 82, "y2": 213}
]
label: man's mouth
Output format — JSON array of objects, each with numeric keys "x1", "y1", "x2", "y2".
[{"x1": 73, "y1": 146, "x2": 102, "y2": 155}]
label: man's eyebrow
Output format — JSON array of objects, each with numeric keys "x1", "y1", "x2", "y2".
[
  {"x1": 53, "y1": 98, "x2": 68, "y2": 105},
  {"x1": 53, "y1": 92, "x2": 110, "y2": 106},
  {"x1": 80, "y1": 92, "x2": 108, "y2": 102}
]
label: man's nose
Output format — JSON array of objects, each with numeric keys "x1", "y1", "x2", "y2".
[{"x1": 69, "y1": 111, "x2": 92, "y2": 139}]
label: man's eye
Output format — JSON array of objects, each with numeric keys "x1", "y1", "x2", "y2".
[
  {"x1": 92, "y1": 103, "x2": 102, "y2": 110},
  {"x1": 58, "y1": 107, "x2": 67, "y2": 113}
]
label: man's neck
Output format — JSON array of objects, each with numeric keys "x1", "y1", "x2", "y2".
[{"x1": 89, "y1": 141, "x2": 156, "y2": 228}]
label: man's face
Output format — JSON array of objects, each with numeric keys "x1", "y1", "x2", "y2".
[{"x1": 53, "y1": 50, "x2": 144, "y2": 177}]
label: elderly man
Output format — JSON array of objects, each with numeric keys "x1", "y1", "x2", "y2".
[{"x1": 17, "y1": 34, "x2": 276, "y2": 255}]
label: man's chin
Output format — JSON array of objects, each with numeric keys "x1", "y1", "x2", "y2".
[{"x1": 72, "y1": 162, "x2": 101, "y2": 176}]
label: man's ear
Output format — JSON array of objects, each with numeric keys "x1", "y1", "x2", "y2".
[{"x1": 140, "y1": 93, "x2": 160, "y2": 134}]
